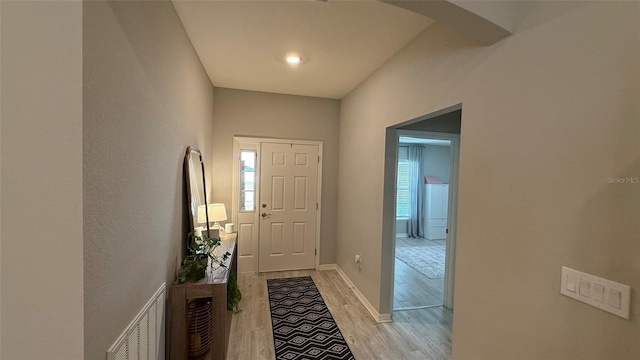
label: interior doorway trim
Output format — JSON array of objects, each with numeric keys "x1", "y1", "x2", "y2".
[
  {"x1": 380, "y1": 103, "x2": 462, "y2": 317},
  {"x1": 232, "y1": 136, "x2": 324, "y2": 273}
]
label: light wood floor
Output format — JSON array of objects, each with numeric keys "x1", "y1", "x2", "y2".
[
  {"x1": 394, "y1": 237, "x2": 446, "y2": 309},
  {"x1": 227, "y1": 269, "x2": 452, "y2": 360}
]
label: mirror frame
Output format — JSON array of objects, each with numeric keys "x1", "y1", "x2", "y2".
[{"x1": 184, "y1": 146, "x2": 210, "y2": 240}]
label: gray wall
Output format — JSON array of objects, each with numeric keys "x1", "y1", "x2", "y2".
[
  {"x1": 1, "y1": 2, "x2": 84, "y2": 358},
  {"x1": 339, "y1": 2, "x2": 640, "y2": 359},
  {"x1": 211, "y1": 88, "x2": 340, "y2": 265},
  {"x1": 83, "y1": 2, "x2": 214, "y2": 359},
  {"x1": 424, "y1": 145, "x2": 450, "y2": 184}
]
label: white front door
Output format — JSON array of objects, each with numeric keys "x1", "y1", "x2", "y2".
[{"x1": 259, "y1": 142, "x2": 319, "y2": 272}]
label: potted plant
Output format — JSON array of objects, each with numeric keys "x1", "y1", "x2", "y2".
[
  {"x1": 227, "y1": 270, "x2": 242, "y2": 313},
  {"x1": 178, "y1": 233, "x2": 231, "y2": 283}
]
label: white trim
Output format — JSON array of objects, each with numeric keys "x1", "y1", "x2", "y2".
[
  {"x1": 315, "y1": 143, "x2": 323, "y2": 270},
  {"x1": 317, "y1": 264, "x2": 337, "y2": 271},
  {"x1": 334, "y1": 266, "x2": 392, "y2": 323},
  {"x1": 107, "y1": 282, "x2": 166, "y2": 360},
  {"x1": 443, "y1": 136, "x2": 460, "y2": 310},
  {"x1": 232, "y1": 140, "x2": 260, "y2": 273},
  {"x1": 395, "y1": 233, "x2": 408, "y2": 238}
]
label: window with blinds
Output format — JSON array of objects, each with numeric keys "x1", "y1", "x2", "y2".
[{"x1": 396, "y1": 160, "x2": 410, "y2": 219}]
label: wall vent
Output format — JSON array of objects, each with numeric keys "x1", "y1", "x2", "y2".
[{"x1": 107, "y1": 282, "x2": 166, "y2": 360}]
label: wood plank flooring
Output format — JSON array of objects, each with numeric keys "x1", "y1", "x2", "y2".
[
  {"x1": 227, "y1": 270, "x2": 452, "y2": 360},
  {"x1": 394, "y1": 237, "x2": 446, "y2": 309}
]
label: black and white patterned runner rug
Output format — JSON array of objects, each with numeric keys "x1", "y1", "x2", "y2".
[{"x1": 267, "y1": 276, "x2": 356, "y2": 360}]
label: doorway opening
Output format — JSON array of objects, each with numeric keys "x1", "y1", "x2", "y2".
[
  {"x1": 380, "y1": 104, "x2": 461, "y2": 320},
  {"x1": 394, "y1": 136, "x2": 452, "y2": 310}
]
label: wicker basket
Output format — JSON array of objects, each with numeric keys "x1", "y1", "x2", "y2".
[{"x1": 187, "y1": 298, "x2": 214, "y2": 357}]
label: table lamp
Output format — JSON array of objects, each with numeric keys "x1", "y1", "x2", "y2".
[
  {"x1": 208, "y1": 203, "x2": 227, "y2": 230},
  {"x1": 198, "y1": 203, "x2": 227, "y2": 230}
]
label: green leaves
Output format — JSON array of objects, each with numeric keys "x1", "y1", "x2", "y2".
[
  {"x1": 227, "y1": 270, "x2": 242, "y2": 313},
  {"x1": 179, "y1": 254, "x2": 208, "y2": 283},
  {"x1": 180, "y1": 232, "x2": 232, "y2": 282}
]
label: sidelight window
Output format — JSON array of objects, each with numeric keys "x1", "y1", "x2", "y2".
[{"x1": 240, "y1": 150, "x2": 256, "y2": 212}]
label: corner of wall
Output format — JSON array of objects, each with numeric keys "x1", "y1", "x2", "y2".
[{"x1": 334, "y1": 265, "x2": 391, "y2": 323}]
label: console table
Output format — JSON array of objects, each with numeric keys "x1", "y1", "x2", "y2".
[{"x1": 170, "y1": 232, "x2": 237, "y2": 360}]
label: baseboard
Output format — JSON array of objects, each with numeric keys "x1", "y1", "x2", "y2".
[
  {"x1": 396, "y1": 233, "x2": 408, "y2": 238},
  {"x1": 317, "y1": 264, "x2": 337, "y2": 271},
  {"x1": 334, "y1": 266, "x2": 392, "y2": 323}
]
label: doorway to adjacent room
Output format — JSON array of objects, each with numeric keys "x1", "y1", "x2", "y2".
[
  {"x1": 381, "y1": 105, "x2": 461, "y2": 317},
  {"x1": 394, "y1": 136, "x2": 452, "y2": 310}
]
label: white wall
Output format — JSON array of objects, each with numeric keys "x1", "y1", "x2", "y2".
[
  {"x1": 211, "y1": 88, "x2": 340, "y2": 264},
  {"x1": 1, "y1": 2, "x2": 84, "y2": 358},
  {"x1": 339, "y1": 2, "x2": 640, "y2": 358},
  {"x1": 83, "y1": 2, "x2": 214, "y2": 359}
]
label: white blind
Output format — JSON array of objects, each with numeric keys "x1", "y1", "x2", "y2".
[{"x1": 396, "y1": 160, "x2": 410, "y2": 219}]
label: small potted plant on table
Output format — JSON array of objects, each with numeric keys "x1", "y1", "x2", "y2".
[{"x1": 178, "y1": 233, "x2": 231, "y2": 283}]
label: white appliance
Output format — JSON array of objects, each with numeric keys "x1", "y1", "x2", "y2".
[{"x1": 425, "y1": 184, "x2": 449, "y2": 240}]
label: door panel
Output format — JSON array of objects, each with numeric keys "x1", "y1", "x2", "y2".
[
  {"x1": 293, "y1": 222, "x2": 306, "y2": 253},
  {"x1": 238, "y1": 223, "x2": 254, "y2": 257},
  {"x1": 294, "y1": 177, "x2": 308, "y2": 209},
  {"x1": 259, "y1": 142, "x2": 318, "y2": 272},
  {"x1": 270, "y1": 223, "x2": 284, "y2": 255},
  {"x1": 272, "y1": 177, "x2": 285, "y2": 210}
]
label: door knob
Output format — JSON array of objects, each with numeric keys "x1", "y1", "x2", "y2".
[{"x1": 261, "y1": 212, "x2": 271, "y2": 218}]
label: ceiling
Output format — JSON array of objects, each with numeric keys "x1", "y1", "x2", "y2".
[{"x1": 173, "y1": 0, "x2": 433, "y2": 99}]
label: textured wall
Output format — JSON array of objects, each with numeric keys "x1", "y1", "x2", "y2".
[
  {"x1": 339, "y1": 1, "x2": 640, "y2": 358},
  {"x1": 211, "y1": 88, "x2": 340, "y2": 265},
  {"x1": 1, "y1": 2, "x2": 84, "y2": 358},
  {"x1": 83, "y1": 2, "x2": 214, "y2": 359}
]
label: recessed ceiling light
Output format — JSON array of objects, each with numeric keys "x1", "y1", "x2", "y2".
[{"x1": 285, "y1": 54, "x2": 302, "y2": 64}]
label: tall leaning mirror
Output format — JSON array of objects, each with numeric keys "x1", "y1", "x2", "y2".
[{"x1": 184, "y1": 146, "x2": 210, "y2": 242}]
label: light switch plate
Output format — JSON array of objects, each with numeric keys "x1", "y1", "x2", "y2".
[
  {"x1": 560, "y1": 266, "x2": 631, "y2": 319},
  {"x1": 592, "y1": 284, "x2": 605, "y2": 302},
  {"x1": 566, "y1": 274, "x2": 577, "y2": 292}
]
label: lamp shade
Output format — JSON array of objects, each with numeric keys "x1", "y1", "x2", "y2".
[
  {"x1": 209, "y1": 203, "x2": 227, "y2": 222},
  {"x1": 197, "y1": 203, "x2": 228, "y2": 225},
  {"x1": 197, "y1": 205, "x2": 208, "y2": 224}
]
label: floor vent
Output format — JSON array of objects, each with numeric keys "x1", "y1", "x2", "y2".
[{"x1": 107, "y1": 282, "x2": 166, "y2": 360}]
